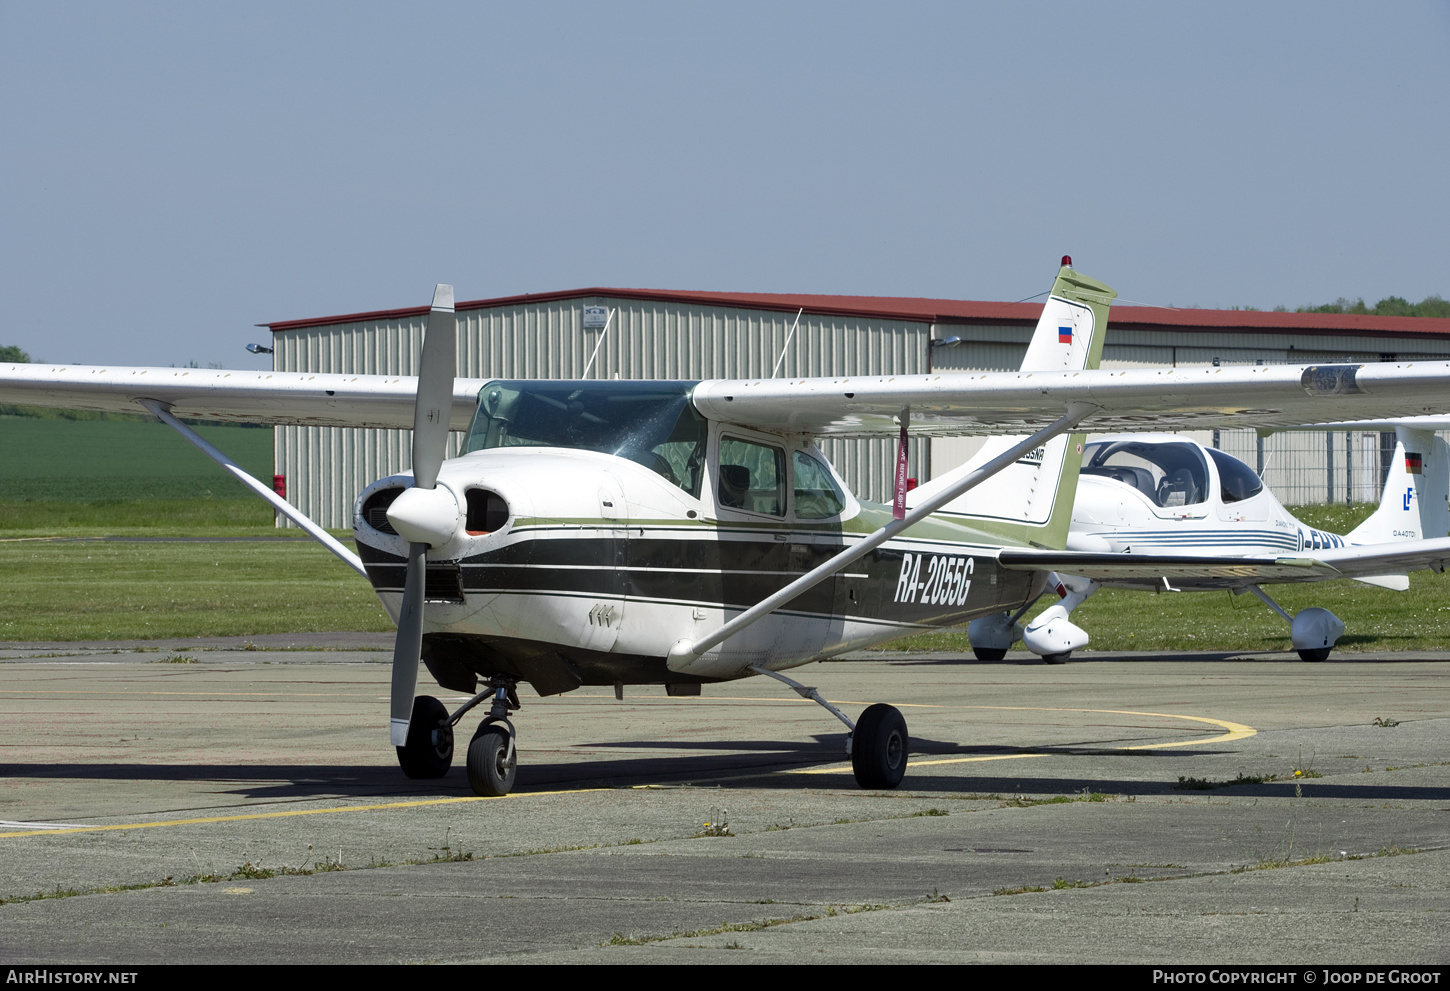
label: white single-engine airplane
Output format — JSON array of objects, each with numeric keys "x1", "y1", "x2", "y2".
[
  {"x1": 964, "y1": 424, "x2": 1450, "y2": 664},
  {"x1": 8, "y1": 260, "x2": 1450, "y2": 797}
]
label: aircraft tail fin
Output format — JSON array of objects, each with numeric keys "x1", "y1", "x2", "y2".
[
  {"x1": 910, "y1": 260, "x2": 1115, "y2": 548},
  {"x1": 1345, "y1": 426, "x2": 1450, "y2": 588}
]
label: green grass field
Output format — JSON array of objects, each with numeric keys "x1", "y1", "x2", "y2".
[
  {"x1": 0, "y1": 539, "x2": 390, "y2": 640},
  {"x1": 0, "y1": 415, "x2": 277, "y2": 530},
  {"x1": 0, "y1": 414, "x2": 274, "y2": 504}
]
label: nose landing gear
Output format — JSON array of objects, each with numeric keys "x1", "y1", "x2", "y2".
[
  {"x1": 393, "y1": 676, "x2": 522, "y2": 796},
  {"x1": 467, "y1": 679, "x2": 519, "y2": 797}
]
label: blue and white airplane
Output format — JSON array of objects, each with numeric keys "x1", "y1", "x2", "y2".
[{"x1": 965, "y1": 424, "x2": 1449, "y2": 663}]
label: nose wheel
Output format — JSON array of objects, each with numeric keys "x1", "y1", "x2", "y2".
[
  {"x1": 461, "y1": 677, "x2": 520, "y2": 797},
  {"x1": 467, "y1": 723, "x2": 517, "y2": 796},
  {"x1": 394, "y1": 678, "x2": 522, "y2": 796}
]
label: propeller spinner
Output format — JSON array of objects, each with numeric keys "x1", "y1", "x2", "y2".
[{"x1": 386, "y1": 284, "x2": 458, "y2": 746}]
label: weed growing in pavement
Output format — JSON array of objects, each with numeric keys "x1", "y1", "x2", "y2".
[
  {"x1": 599, "y1": 903, "x2": 892, "y2": 948},
  {"x1": 988, "y1": 846, "x2": 1423, "y2": 899},
  {"x1": 427, "y1": 827, "x2": 475, "y2": 862},
  {"x1": 1372, "y1": 716, "x2": 1400, "y2": 728},
  {"x1": 1004, "y1": 791, "x2": 1117, "y2": 806},
  {"x1": 698, "y1": 806, "x2": 733, "y2": 837}
]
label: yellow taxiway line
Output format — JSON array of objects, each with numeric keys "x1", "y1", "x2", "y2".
[
  {"x1": 0, "y1": 788, "x2": 614, "y2": 840},
  {"x1": 792, "y1": 705, "x2": 1255, "y2": 774}
]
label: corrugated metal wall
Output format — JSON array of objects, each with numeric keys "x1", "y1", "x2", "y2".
[{"x1": 274, "y1": 297, "x2": 932, "y2": 527}]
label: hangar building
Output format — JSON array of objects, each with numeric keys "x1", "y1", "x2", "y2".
[{"x1": 265, "y1": 289, "x2": 1450, "y2": 529}]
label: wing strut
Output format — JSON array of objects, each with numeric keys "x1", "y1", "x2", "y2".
[
  {"x1": 139, "y1": 398, "x2": 367, "y2": 577},
  {"x1": 668, "y1": 403, "x2": 1094, "y2": 674}
]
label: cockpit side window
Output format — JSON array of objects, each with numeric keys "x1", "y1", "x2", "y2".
[
  {"x1": 1208, "y1": 448, "x2": 1264, "y2": 504},
  {"x1": 1082, "y1": 440, "x2": 1210, "y2": 509},
  {"x1": 793, "y1": 451, "x2": 845, "y2": 519},
  {"x1": 719, "y1": 437, "x2": 786, "y2": 516}
]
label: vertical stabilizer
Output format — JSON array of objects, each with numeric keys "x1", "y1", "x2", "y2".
[
  {"x1": 910, "y1": 261, "x2": 1116, "y2": 548},
  {"x1": 1348, "y1": 426, "x2": 1450, "y2": 545}
]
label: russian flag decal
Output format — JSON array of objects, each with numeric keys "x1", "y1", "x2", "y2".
[{"x1": 1058, "y1": 325, "x2": 1072, "y2": 344}]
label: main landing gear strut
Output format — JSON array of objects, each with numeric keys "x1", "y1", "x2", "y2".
[
  {"x1": 1241, "y1": 584, "x2": 1344, "y2": 662},
  {"x1": 748, "y1": 665, "x2": 909, "y2": 790},
  {"x1": 395, "y1": 676, "x2": 521, "y2": 797}
]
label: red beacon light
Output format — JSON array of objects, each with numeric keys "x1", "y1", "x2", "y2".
[{"x1": 1061, "y1": 255, "x2": 1072, "y2": 268}]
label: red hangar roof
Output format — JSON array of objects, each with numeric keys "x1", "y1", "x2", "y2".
[{"x1": 267, "y1": 287, "x2": 1450, "y2": 342}]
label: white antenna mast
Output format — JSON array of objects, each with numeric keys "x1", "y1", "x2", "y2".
[
  {"x1": 581, "y1": 308, "x2": 616, "y2": 379},
  {"x1": 770, "y1": 308, "x2": 805, "y2": 379}
]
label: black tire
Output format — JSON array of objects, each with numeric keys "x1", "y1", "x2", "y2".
[
  {"x1": 396, "y1": 696, "x2": 453, "y2": 779},
  {"x1": 467, "y1": 724, "x2": 517, "y2": 797},
  {"x1": 1041, "y1": 652, "x2": 1070, "y2": 664},
  {"x1": 851, "y1": 703, "x2": 909, "y2": 790},
  {"x1": 1298, "y1": 648, "x2": 1331, "y2": 663},
  {"x1": 973, "y1": 647, "x2": 1008, "y2": 662}
]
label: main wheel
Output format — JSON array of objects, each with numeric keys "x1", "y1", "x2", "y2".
[
  {"x1": 851, "y1": 703, "x2": 908, "y2": 790},
  {"x1": 396, "y1": 696, "x2": 453, "y2": 779},
  {"x1": 467, "y1": 723, "x2": 517, "y2": 797},
  {"x1": 1298, "y1": 648, "x2": 1331, "y2": 663},
  {"x1": 973, "y1": 647, "x2": 1007, "y2": 661},
  {"x1": 1041, "y1": 652, "x2": 1071, "y2": 664}
]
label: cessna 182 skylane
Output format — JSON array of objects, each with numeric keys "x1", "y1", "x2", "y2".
[
  {"x1": 962, "y1": 424, "x2": 1450, "y2": 664},
  {"x1": 8, "y1": 260, "x2": 1450, "y2": 797}
]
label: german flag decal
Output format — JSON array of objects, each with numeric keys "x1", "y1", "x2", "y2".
[{"x1": 1406, "y1": 452, "x2": 1423, "y2": 474}]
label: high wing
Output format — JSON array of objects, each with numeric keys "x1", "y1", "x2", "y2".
[
  {"x1": 0, "y1": 363, "x2": 487, "y2": 430},
  {"x1": 691, "y1": 362, "x2": 1450, "y2": 437},
  {"x1": 6, "y1": 361, "x2": 1450, "y2": 437}
]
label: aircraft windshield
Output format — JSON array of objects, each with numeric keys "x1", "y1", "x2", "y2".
[
  {"x1": 1082, "y1": 440, "x2": 1210, "y2": 508},
  {"x1": 464, "y1": 380, "x2": 708, "y2": 497}
]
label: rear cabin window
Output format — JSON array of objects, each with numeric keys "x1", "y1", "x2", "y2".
[
  {"x1": 1207, "y1": 448, "x2": 1264, "y2": 503},
  {"x1": 718, "y1": 437, "x2": 786, "y2": 516}
]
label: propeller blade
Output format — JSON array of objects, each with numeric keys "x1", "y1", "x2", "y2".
[
  {"x1": 412, "y1": 284, "x2": 456, "y2": 490},
  {"x1": 390, "y1": 283, "x2": 456, "y2": 745},
  {"x1": 389, "y1": 542, "x2": 427, "y2": 745}
]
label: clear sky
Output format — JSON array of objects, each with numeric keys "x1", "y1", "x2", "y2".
[{"x1": 3, "y1": 1, "x2": 1447, "y2": 368}]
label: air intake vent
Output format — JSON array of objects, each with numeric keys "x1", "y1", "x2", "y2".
[
  {"x1": 360, "y1": 488, "x2": 404, "y2": 535},
  {"x1": 425, "y1": 563, "x2": 465, "y2": 603},
  {"x1": 465, "y1": 489, "x2": 509, "y2": 534}
]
